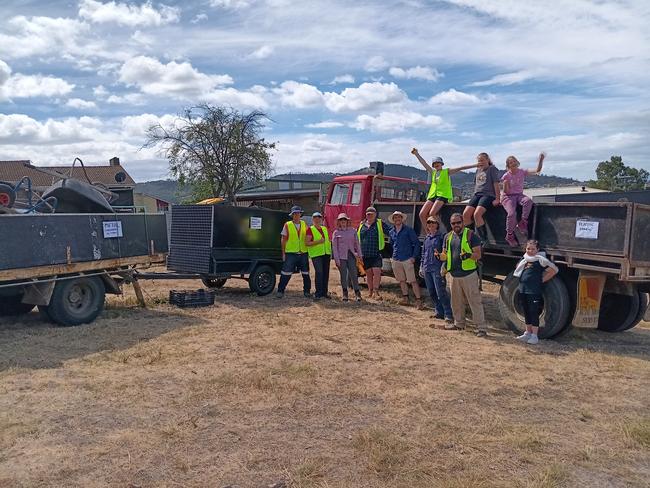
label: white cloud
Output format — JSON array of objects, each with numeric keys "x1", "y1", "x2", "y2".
[
  {"x1": 273, "y1": 81, "x2": 324, "y2": 108},
  {"x1": 121, "y1": 113, "x2": 178, "y2": 137},
  {"x1": 0, "y1": 65, "x2": 74, "y2": 100},
  {"x1": 0, "y1": 114, "x2": 102, "y2": 144},
  {"x1": 429, "y1": 88, "x2": 482, "y2": 105},
  {"x1": 78, "y1": 0, "x2": 180, "y2": 27},
  {"x1": 324, "y1": 82, "x2": 406, "y2": 113},
  {"x1": 0, "y1": 60, "x2": 10, "y2": 85},
  {"x1": 191, "y1": 13, "x2": 208, "y2": 23},
  {"x1": 202, "y1": 87, "x2": 269, "y2": 109},
  {"x1": 351, "y1": 111, "x2": 446, "y2": 133},
  {"x1": 106, "y1": 93, "x2": 147, "y2": 105},
  {"x1": 66, "y1": 98, "x2": 98, "y2": 110},
  {"x1": 389, "y1": 66, "x2": 442, "y2": 82},
  {"x1": 470, "y1": 69, "x2": 545, "y2": 87},
  {"x1": 119, "y1": 56, "x2": 233, "y2": 97},
  {"x1": 305, "y1": 121, "x2": 345, "y2": 128},
  {"x1": 364, "y1": 56, "x2": 389, "y2": 72},
  {"x1": 247, "y1": 45, "x2": 274, "y2": 60},
  {"x1": 93, "y1": 85, "x2": 109, "y2": 98},
  {"x1": 330, "y1": 74, "x2": 355, "y2": 85},
  {"x1": 209, "y1": 0, "x2": 253, "y2": 9}
]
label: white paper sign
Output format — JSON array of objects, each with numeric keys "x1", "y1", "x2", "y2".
[
  {"x1": 103, "y1": 221, "x2": 123, "y2": 238},
  {"x1": 575, "y1": 220, "x2": 599, "y2": 239},
  {"x1": 250, "y1": 217, "x2": 262, "y2": 230}
]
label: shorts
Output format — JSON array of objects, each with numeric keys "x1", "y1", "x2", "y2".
[
  {"x1": 363, "y1": 255, "x2": 383, "y2": 269},
  {"x1": 427, "y1": 196, "x2": 449, "y2": 203},
  {"x1": 468, "y1": 194, "x2": 495, "y2": 209},
  {"x1": 391, "y1": 259, "x2": 417, "y2": 283},
  {"x1": 520, "y1": 293, "x2": 543, "y2": 327}
]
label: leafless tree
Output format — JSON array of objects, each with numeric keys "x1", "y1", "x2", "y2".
[{"x1": 144, "y1": 104, "x2": 275, "y2": 202}]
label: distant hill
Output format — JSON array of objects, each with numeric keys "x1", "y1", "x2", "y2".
[{"x1": 138, "y1": 164, "x2": 580, "y2": 201}]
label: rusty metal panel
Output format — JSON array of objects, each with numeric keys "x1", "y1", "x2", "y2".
[{"x1": 630, "y1": 204, "x2": 650, "y2": 265}]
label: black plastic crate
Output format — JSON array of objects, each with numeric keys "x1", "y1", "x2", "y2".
[{"x1": 169, "y1": 289, "x2": 216, "y2": 308}]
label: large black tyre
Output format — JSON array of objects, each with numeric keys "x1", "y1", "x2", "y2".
[
  {"x1": 248, "y1": 265, "x2": 276, "y2": 296},
  {"x1": 0, "y1": 293, "x2": 35, "y2": 316},
  {"x1": 498, "y1": 272, "x2": 571, "y2": 339},
  {"x1": 47, "y1": 276, "x2": 105, "y2": 326},
  {"x1": 0, "y1": 182, "x2": 16, "y2": 208},
  {"x1": 597, "y1": 290, "x2": 641, "y2": 332},
  {"x1": 201, "y1": 277, "x2": 228, "y2": 289}
]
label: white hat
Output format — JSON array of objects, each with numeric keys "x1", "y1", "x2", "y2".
[{"x1": 388, "y1": 210, "x2": 407, "y2": 224}]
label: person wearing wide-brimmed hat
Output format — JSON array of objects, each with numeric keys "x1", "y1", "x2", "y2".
[
  {"x1": 332, "y1": 212, "x2": 362, "y2": 302},
  {"x1": 276, "y1": 205, "x2": 311, "y2": 298},
  {"x1": 306, "y1": 211, "x2": 332, "y2": 300},
  {"x1": 388, "y1": 210, "x2": 424, "y2": 309},
  {"x1": 357, "y1": 206, "x2": 391, "y2": 299}
]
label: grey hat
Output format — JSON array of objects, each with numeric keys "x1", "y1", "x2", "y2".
[
  {"x1": 312, "y1": 211, "x2": 323, "y2": 218},
  {"x1": 288, "y1": 205, "x2": 303, "y2": 216},
  {"x1": 432, "y1": 156, "x2": 444, "y2": 165}
]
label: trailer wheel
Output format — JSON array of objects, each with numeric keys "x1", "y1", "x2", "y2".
[
  {"x1": 498, "y1": 272, "x2": 571, "y2": 339},
  {"x1": 201, "y1": 277, "x2": 228, "y2": 289},
  {"x1": 597, "y1": 289, "x2": 645, "y2": 332},
  {"x1": 248, "y1": 265, "x2": 276, "y2": 296},
  {"x1": 47, "y1": 276, "x2": 105, "y2": 326},
  {"x1": 0, "y1": 294, "x2": 35, "y2": 316},
  {"x1": 0, "y1": 182, "x2": 16, "y2": 208}
]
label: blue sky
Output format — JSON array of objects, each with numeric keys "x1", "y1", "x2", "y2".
[{"x1": 1, "y1": 0, "x2": 649, "y2": 182}]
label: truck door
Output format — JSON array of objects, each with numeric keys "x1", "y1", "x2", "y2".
[{"x1": 325, "y1": 180, "x2": 365, "y2": 229}]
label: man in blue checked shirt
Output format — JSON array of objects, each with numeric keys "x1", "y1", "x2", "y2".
[{"x1": 388, "y1": 211, "x2": 424, "y2": 309}]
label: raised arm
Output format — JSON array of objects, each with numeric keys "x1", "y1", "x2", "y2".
[
  {"x1": 448, "y1": 163, "x2": 479, "y2": 175},
  {"x1": 411, "y1": 148, "x2": 432, "y2": 173},
  {"x1": 526, "y1": 152, "x2": 545, "y2": 175}
]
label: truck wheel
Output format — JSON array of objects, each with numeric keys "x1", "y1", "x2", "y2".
[
  {"x1": 498, "y1": 272, "x2": 571, "y2": 339},
  {"x1": 248, "y1": 265, "x2": 276, "y2": 296},
  {"x1": 0, "y1": 294, "x2": 35, "y2": 316},
  {"x1": 201, "y1": 277, "x2": 228, "y2": 289},
  {"x1": 0, "y1": 182, "x2": 16, "y2": 208},
  {"x1": 597, "y1": 290, "x2": 641, "y2": 332},
  {"x1": 47, "y1": 276, "x2": 105, "y2": 326}
]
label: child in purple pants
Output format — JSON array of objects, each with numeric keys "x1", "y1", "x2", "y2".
[{"x1": 501, "y1": 152, "x2": 545, "y2": 247}]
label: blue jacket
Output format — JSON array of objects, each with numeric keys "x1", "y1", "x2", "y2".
[
  {"x1": 421, "y1": 231, "x2": 445, "y2": 271},
  {"x1": 389, "y1": 224, "x2": 420, "y2": 261}
]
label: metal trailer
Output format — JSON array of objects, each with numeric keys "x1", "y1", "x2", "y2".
[
  {"x1": 0, "y1": 213, "x2": 168, "y2": 326},
  {"x1": 166, "y1": 204, "x2": 286, "y2": 295},
  {"x1": 371, "y1": 200, "x2": 650, "y2": 339}
]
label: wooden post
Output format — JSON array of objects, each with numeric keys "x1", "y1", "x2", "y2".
[{"x1": 132, "y1": 278, "x2": 146, "y2": 308}]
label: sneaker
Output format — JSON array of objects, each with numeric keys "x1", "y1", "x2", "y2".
[
  {"x1": 303, "y1": 291, "x2": 312, "y2": 298},
  {"x1": 476, "y1": 330, "x2": 488, "y2": 338},
  {"x1": 342, "y1": 292, "x2": 349, "y2": 302},
  {"x1": 444, "y1": 323, "x2": 464, "y2": 330},
  {"x1": 505, "y1": 233, "x2": 518, "y2": 247},
  {"x1": 355, "y1": 291, "x2": 362, "y2": 302},
  {"x1": 527, "y1": 335, "x2": 539, "y2": 345},
  {"x1": 517, "y1": 219, "x2": 529, "y2": 237},
  {"x1": 398, "y1": 296, "x2": 410, "y2": 306},
  {"x1": 275, "y1": 291, "x2": 284, "y2": 299},
  {"x1": 444, "y1": 317, "x2": 454, "y2": 325},
  {"x1": 313, "y1": 295, "x2": 322, "y2": 301},
  {"x1": 516, "y1": 332, "x2": 531, "y2": 341}
]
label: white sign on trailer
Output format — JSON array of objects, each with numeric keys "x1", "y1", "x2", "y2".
[
  {"x1": 250, "y1": 217, "x2": 262, "y2": 230},
  {"x1": 575, "y1": 220, "x2": 599, "y2": 239},
  {"x1": 103, "y1": 221, "x2": 123, "y2": 238}
]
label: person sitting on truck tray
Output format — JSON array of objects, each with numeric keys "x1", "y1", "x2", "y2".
[
  {"x1": 410, "y1": 148, "x2": 479, "y2": 231},
  {"x1": 501, "y1": 152, "x2": 546, "y2": 247},
  {"x1": 463, "y1": 152, "x2": 500, "y2": 242},
  {"x1": 513, "y1": 239, "x2": 558, "y2": 345},
  {"x1": 358, "y1": 206, "x2": 391, "y2": 300},
  {"x1": 419, "y1": 217, "x2": 454, "y2": 325},
  {"x1": 306, "y1": 211, "x2": 332, "y2": 300},
  {"x1": 441, "y1": 212, "x2": 488, "y2": 337},
  {"x1": 276, "y1": 205, "x2": 312, "y2": 299},
  {"x1": 332, "y1": 213, "x2": 363, "y2": 302},
  {"x1": 388, "y1": 210, "x2": 424, "y2": 309}
]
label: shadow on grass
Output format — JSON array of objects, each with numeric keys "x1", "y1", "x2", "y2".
[{"x1": 0, "y1": 307, "x2": 209, "y2": 371}]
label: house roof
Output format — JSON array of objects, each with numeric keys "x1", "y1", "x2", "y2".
[{"x1": 0, "y1": 160, "x2": 136, "y2": 188}]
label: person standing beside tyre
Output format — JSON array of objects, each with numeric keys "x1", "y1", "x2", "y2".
[
  {"x1": 513, "y1": 239, "x2": 558, "y2": 345},
  {"x1": 306, "y1": 211, "x2": 332, "y2": 300},
  {"x1": 441, "y1": 213, "x2": 488, "y2": 336},
  {"x1": 357, "y1": 206, "x2": 391, "y2": 299},
  {"x1": 276, "y1": 205, "x2": 312, "y2": 298}
]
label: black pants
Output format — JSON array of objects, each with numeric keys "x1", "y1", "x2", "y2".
[
  {"x1": 312, "y1": 254, "x2": 331, "y2": 298},
  {"x1": 277, "y1": 253, "x2": 311, "y2": 293},
  {"x1": 520, "y1": 293, "x2": 542, "y2": 327}
]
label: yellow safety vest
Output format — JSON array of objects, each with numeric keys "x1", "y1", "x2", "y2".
[
  {"x1": 427, "y1": 168, "x2": 453, "y2": 200},
  {"x1": 357, "y1": 219, "x2": 386, "y2": 251},
  {"x1": 285, "y1": 220, "x2": 307, "y2": 253},
  {"x1": 308, "y1": 225, "x2": 331, "y2": 258},
  {"x1": 446, "y1": 228, "x2": 478, "y2": 271}
]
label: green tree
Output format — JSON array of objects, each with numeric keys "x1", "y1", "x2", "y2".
[
  {"x1": 144, "y1": 104, "x2": 275, "y2": 203},
  {"x1": 588, "y1": 156, "x2": 649, "y2": 191}
]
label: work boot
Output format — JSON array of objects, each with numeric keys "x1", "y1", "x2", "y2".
[
  {"x1": 355, "y1": 290, "x2": 362, "y2": 302},
  {"x1": 342, "y1": 290, "x2": 349, "y2": 302},
  {"x1": 398, "y1": 295, "x2": 410, "y2": 306},
  {"x1": 415, "y1": 298, "x2": 425, "y2": 310},
  {"x1": 275, "y1": 291, "x2": 284, "y2": 299},
  {"x1": 505, "y1": 233, "x2": 518, "y2": 247},
  {"x1": 476, "y1": 330, "x2": 488, "y2": 338}
]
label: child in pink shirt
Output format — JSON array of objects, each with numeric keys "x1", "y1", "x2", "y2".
[{"x1": 501, "y1": 152, "x2": 545, "y2": 246}]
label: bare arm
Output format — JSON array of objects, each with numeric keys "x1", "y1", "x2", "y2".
[
  {"x1": 493, "y1": 181, "x2": 501, "y2": 205},
  {"x1": 542, "y1": 266, "x2": 557, "y2": 283},
  {"x1": 448, "y1": 163, "x2": 479, "y2": 175},
  {"x1": 526, "y1": 152, "x2": 545, "y2": 175},
  {"x1": 411, "y1": 148, "x2": 432, "y2": 173}
]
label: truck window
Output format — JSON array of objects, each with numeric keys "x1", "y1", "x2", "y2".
[
  {"x1": 351, "y1": 183, "x2": 362, "y2": 204},
  {"x1": 330, "y1": 184, "x2": 350, "y2": 204},
  {"x1": 375, "y1": 179, "x2": 427, "y2": 202}
]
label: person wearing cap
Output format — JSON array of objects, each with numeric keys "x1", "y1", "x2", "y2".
[
  {"x1": 357, "y1": 206, "x2": 391, "y2": 299},
  {"x1": 420, "y1": 217, "x2": 453, "y2": 324},
  {"x1": 276, "y1": 205, "x2": 312, "y2": 298},
  {"x1": 441, "y1": 212, "x2": 488, "y2": 337},
  {"x1": 411, "y1": 148, "x2": 479, "y2": 231},
  {"x1": 306, "y1": 211, "x2": 332, "y2": 300},
  {"x1": 332, "y1": 213, "x2": 362, "y2": 302},
  {"x1": 388, "y1": 210, "x2": 424, "y2": 309}
]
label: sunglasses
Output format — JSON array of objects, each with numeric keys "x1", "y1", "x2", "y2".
[{"x1": 450, "y1": 221, "x2": 462, "y2": 225}]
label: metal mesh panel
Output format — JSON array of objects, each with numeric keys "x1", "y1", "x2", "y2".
[{"x1": 168, "y1": 205, "x2": 213, "y2": 273}]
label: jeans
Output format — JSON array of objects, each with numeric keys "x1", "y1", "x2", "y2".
[
  {"x1": 423, "y1": 268, "x2": 453, "y2": 319},
  {"x1": 502, "y1": 193, "x2": 533, "y2": 234},
  {"x1": 338, "y1": 251, "x2": 360, "y2": 294},
  {"x1": 277, "y1": 252, "x2": 311, "y2": 293},
  {"x1": 311, "y1": 254, "x2": 331, "y2": 298}
]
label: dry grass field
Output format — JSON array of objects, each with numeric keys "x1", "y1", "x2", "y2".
[{"x1": 1, "y1": 266, "x2": 649, "y2": 488}]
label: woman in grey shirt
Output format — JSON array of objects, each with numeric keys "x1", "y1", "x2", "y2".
[{"x1": 462, "y1": 152, "x2": 500, "y2": 242}]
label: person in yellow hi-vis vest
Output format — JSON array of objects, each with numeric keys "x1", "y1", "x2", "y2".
[
  {"x1": 306, "y1": 211, "x2": 332, "y2": 300},
  {"x1": 411, "y1": 148, "x2": 479, "y2": 232},
  {"x1": 441, "y1": 212, "x2": 488, "y2": 337},
  {"x1": 276, "y1": 206, "x2": 312, "y2": 298}
]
